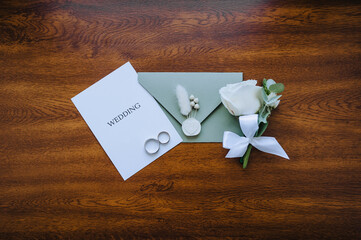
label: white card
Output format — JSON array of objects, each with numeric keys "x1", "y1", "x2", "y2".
[{"x1": 72, "y1": 62, "x2": 182, "y2": 180}]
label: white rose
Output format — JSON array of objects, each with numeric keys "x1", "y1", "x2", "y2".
[{"x1": 219, "y1": 80, "x2": 262, "y2": 116}]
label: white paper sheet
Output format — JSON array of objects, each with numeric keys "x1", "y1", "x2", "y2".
[{"x1": 72, "y1": 62, "x2": 182, "y2": 180}]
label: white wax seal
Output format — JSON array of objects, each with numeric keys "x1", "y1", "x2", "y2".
[{"x1": 182, "y1": 118, "x2": 201, "y2": 136}]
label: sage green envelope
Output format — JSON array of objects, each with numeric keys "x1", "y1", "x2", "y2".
[{"x1": 138, "y1": 73, "x2": 244, "y2": 142}]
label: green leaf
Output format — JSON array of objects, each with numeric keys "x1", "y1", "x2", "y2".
[
  {"x1": 258, "y1": 113, "x2": 267, "y2": 124},
  {"x1": 262, "y1": 79, "x2": 270, "y2": 95},
  {"x1": 256, "y1": 122, "x2": 269, "y2": 137},
  {"x1": 269, "y1": 83, "x2": 284, "y2": 93},
  {"x1": 261, "y1": 89, "x2": 268, "y2": 102},
  {"x1": 258, "y1": 106, "x2": 266, "y2": 123},
  {"x1": 263, "y1": 78, "x2": 267, "y2": 87},
  {"x1": 266, "y1": 94, "x2": 282, "y2": 105},
  {"x1": 258, "y1": 106, "x2": 271, "y2": 124},
  {"x1": 266, "y1": 79, "x2": 276, "y2": 89}
]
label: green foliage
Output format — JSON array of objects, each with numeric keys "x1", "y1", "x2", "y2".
[
  {"x1": 258, "y1": 79, "x2": 284, "y2": 124},
  {"x1": 269, "y1": 83, "x2": 284, "y2": 93},
  {"x1": 266, "y1": 79, "x2": 276, "y2": 89},
  {"x1": 258, "y1": 104, "x2": 271, "y2": 124},
  {"x1": 261, "y1": 87, "x2": 269, "y2": 101},
  {"x1": 256, "y1": 122, "x2": 269, "y2": 137},
  {"x1": 263, "y1": 79, "x2": 284, "y2": 94},
  {"x1": 267, "y1": 94, "x2": 282, "y2": 105},
  {"x1": 262, "y1": 79, "x2": 270, "y2": 95}
]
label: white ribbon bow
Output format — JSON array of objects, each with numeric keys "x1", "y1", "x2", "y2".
[{"x1": 223, "y1": 114, "x2": 289, "y2": 159}]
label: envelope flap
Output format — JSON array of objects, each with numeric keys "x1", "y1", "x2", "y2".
[{"x1": 138, "y1": 73, "x2": 243, "y2": 125}]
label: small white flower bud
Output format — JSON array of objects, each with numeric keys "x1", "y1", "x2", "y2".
[
  {"x1": 194, "y1": 104, "x2": 200, "y2": 109},
  {"x1": 190, "y1": 101, "x2": 195, "y2": 107},
  {"x1": 189, "y1": 95, "x2": 195, "y2": 100},
  {"x1": 194, "y1": 98, "x2": 199, "y2": 103}
]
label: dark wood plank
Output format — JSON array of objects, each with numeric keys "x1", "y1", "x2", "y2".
[{"x1": 1, "y1": 0, "x2": 360, "y2": 239}]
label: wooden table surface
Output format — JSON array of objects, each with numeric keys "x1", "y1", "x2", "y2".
[{"x1": 1, "y1": 0, "x2": 361, "y2": 239}]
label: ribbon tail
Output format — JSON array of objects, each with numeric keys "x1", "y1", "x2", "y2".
[
  {"x1": 223, "y1": 131, "x2": 243, "y2": 149},
  {"x1": 250, "y1": 137, "x2": 289, "y2": 160},
  {"x1": 223, "y1": 131, "x2": 249, "y2": 158},
  {"x1": 225, "y1": 141, "x2": 249, "y2": 158}
]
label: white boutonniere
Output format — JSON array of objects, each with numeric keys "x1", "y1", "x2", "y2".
[{"x1": 219, "y1": 79, "x2": 288, "y2": 168}]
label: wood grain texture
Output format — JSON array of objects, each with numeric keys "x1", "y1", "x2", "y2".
[{"x1": 1, "y1": 0, "x2": 361, "y2": 239}]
